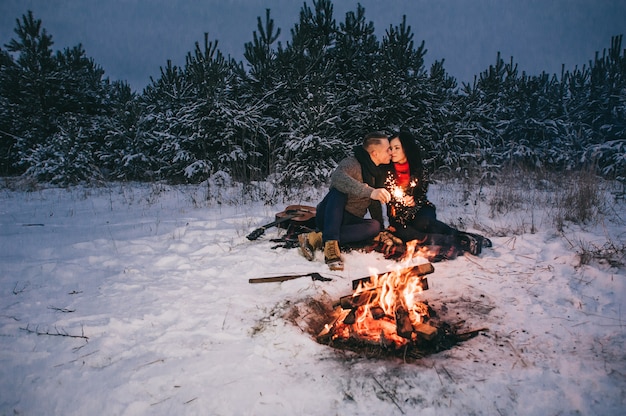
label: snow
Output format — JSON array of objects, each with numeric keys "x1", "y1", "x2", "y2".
[{"x1": 0, "y1": 180, "x2": 624, "y2": 415}]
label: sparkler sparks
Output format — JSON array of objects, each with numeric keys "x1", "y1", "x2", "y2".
[
  {"x1": 391, "y1": 186, "x2": 405, "y2": 201},
  {"x1": 386, "y1": 175, "x2": 417, "y2": 207}
]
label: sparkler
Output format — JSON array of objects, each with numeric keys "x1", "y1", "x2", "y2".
[
  {"x1": 385, "y1": 174, "x2": 420, "y2": 227},
  {"x1": 386, "y1": 175, "x2": 417, "y2": 207},
  {"x1": 391, "y1": 185, "x2": 405, "y2": 202}
]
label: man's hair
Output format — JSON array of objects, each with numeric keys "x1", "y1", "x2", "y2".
[{"x1": 363, "y1": 131, "x2": 388, "y2": 151}]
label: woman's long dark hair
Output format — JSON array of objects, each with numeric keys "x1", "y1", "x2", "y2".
[{"x1": 390, "y1": 130, "x2": 424, "y2": 179}]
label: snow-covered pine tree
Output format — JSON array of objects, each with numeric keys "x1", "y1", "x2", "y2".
[
  {"x1": 582, "y1": 35, "x2": 626, "y2": 180},
  {"x1": 333, "y1": 4, "x2": 381, "y2": 141},
  {"x1": 1, "y1": 11, "x2": 120, "y2": 183},
  {"x1": 514, "y1": 71, "x2": 572, "y2": 171},
  {"x1": 136, "y1": 33, "x2": 262, "y2": 184},
  {"x1": 434, "y1": 75, "x2": 497, "y2": 178},
  {"x1": 244, "y1": 8, "x2": 281, "y2": 93},
  {"x1": 272, "y1": 0, "x2": 347, "y2": 188},
  {"x1": 134, "y1": 59, "x2": 199, "y2": 182},
  {"x1": 588, "y1": 35, "x2": 626, "y2": 144},
  {"x1": 422, "y1": 59, "x2": 492, "y2": 179},
  {"x1": 97, "y1": 81, "x2": 139, "y2": 180},
  {"x1": 184, "y1": 34, "x2": 263, "y2": 183},
  {"x1": 243, "y1": 8, "x2": 285, "y2": 181},
  {"x1": 2, "y1": 11, "x2": 57, "y2": 175},
  {"x1": 376, "y1": 15, "x2": 429, "y2": 130},
  {"x1": 0, "y1": 48, "x2": 17, "y2": 175},
  {"x1": 29, "y1": 44, "x2": 114, "y2": 183},
  {"x1": 24, "y1": 113, "x2": 105, "y2": 184}
]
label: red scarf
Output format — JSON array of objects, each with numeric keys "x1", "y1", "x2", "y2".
[{"x1": 394, "y1": 161, "x2": 410, "y2": 187}]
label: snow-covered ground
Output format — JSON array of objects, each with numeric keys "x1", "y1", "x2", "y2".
[{"x1": 0, "y1": 178, "x2": 624, "y2": 415}]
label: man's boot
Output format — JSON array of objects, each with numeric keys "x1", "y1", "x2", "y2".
[
  {"x1": 298, "y1": 231, "x2": 322, "y2": 261},
  {"x1": 324, "y1": 240, "x2": 344, "y2": 271}
]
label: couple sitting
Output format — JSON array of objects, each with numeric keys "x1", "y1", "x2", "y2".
[{"x1": 298, "y1": 131, "x2": 491, "y2": 271}]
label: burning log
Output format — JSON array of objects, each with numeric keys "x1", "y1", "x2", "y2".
[
  {"x1": 413, "y1": 322, "x2": 438, "y2": 341},
  {"x1": 395, "y1": 307, "x2": 439, "y2": 341},
  {"x1": 334, "y1": 264, "x2": 431, "y2": 310},
  {"x1": 343, "y1": 308, "x2": 357, "y2": 325},
  {"x1": 395, "y1": 306, "x2": 414, "y2": 339},
  {"x1": 316, "y1": 309, "x2": 351, "y2": 343},
  {"x1": 351, "y1": 262, "x2": 434, "y2": 290},
  {"x1": 334, "y1": 288, "x2": 379, "y2": 310},
  {"x1": 370, "y1": 306, "x2": 385, "y2": 320}
]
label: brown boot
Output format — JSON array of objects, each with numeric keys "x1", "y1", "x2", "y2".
[
  {"x1": 298, "y1": 231, "x2": 322, "y2": 261},
  {"x1": 323, "y1": 240, "x2": 344, "y2": 271}
]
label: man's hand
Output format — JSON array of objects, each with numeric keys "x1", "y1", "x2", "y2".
[{"x1": 371, "y1": 188, "x2": 391, "y2": 203}]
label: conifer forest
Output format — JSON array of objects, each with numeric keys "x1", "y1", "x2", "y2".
[{"x1": 1, "y1": 1, "x2": 624, "y2": 187}]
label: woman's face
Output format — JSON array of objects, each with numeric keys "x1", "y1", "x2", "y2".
[{"x1": 390, "y1": 137, "x2": 407, "y2": 164}]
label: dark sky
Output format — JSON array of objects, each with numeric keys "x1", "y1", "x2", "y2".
[{"x1": 1, "y1": 0, "x2": 625, "y2": 91}]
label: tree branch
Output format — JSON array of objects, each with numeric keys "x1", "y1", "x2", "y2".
[{"x1": 20, "y1": 324, "x2": 89, "y2": 340}]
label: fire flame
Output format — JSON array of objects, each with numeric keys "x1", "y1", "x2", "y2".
[{"x1": 327, "y1": 255, "x2": 433, "y2": 348}]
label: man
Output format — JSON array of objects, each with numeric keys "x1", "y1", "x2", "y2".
[{"x1": 299, "y1": 132, "x2": 392, "y2": 270}]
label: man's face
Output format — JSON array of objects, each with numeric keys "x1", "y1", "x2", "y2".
[{"x1": 371, "y1": 139, "x2": 392, "y2": 166}]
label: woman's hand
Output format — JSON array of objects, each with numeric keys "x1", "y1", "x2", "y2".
[{"x1": 402, "y1": 195, "x2": 416, "y2": 207}]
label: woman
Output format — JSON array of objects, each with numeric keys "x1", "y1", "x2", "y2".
[{"x1": 385, "y1": 131, "x2": 491, "y2": 258}]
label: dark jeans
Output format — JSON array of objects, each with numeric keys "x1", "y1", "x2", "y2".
[
  {"x1": 391, "y1": 205, "x2": 460, "y2": 247},
  {"x1": 316, "y1": 188, "x2": 381, "y2": 244}
]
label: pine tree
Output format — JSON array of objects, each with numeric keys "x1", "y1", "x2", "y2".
[
  {"x1": 184, "y1": 34, "x2": 261, "y2": 182},
  {"x1": 2, "y1": 11, "x2": 57, "y2": 173},
  {"x1": 1, "y1": 11, "x2": 118, "y2": 182},
  {"x1": 135, "y1": 60, "x2": 195, "y2": 181},
  {"x1": 243, "y1": 8, "x2": 285, "y2": 180},
  {"x1": 135, "y1": 33, "x2": 264, "y2": 183},
  {"x1": 98, "y1": 80, "x2": 139, "y2": 180},
  {"x1": 244, "y1": 8, "x2": 281, "y2": 92},
  {"x1": 333, "y1": 4, "x2": 381, "y2": 142},
  {"x1": 272, "y1": 0, "x2": 346, "y2": 188},
  {"x1": 0, "y1": 48, "x2": 17, "y2": 174},
  {"x1": 582, "y1": 35, "x2": 626, "y2": 179},
  {"x1": 376, "y1": 15, "x2": 429, "y2": 129}
]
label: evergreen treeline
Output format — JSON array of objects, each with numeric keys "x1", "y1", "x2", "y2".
[{"x1": 0, "y1": 1, "x2": 624, "y2": 186}]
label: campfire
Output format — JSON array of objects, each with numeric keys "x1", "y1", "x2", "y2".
[
  {"x1": 311, "y1": 243, "x2": 487, "y2": 359},
  {"x1": 317, "y1": 262, "x2": 437, "y2": 349},
  {"x1": 272, "y1": 241, "x2": 487, "y2": 361}
]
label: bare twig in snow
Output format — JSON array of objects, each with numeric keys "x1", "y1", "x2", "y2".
[
  {"x1": 48, "y1": 305, "x2": 76, "y2": 313},
  {"x1": 505, "y1": 340, "x2": 528, "y2": 368},
  {"x1": 440, "y1": 365, "x2": 456, "y2": 383},
  {"x1": 372, "y1": 376, "x2": 405, "y2": 414},
  {"x1": 222, "y1": 301, "x2": 230, "y2": 330},
  {"x1": 21, "y1": 323, "x2": 89, "y2": 340},
  {"x1": 13, "y1": 281, "x2": 29, "y2": 294},
  {"x1": 134, "y1": 358, "x2": 165, "y2": 371}
]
